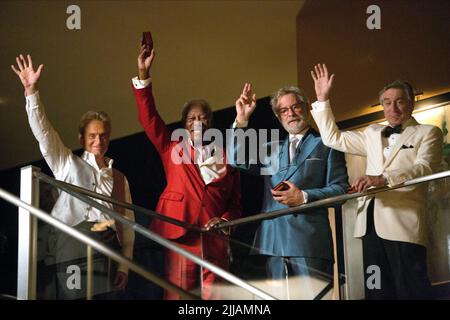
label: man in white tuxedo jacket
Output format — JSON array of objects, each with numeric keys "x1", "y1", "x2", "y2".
[{"x1": 310, "y1": 64, "x2": 443, "y2": 299}]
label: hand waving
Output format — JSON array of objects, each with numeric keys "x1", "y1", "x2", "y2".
[
  {"x1": 11, "y1": 54, "x2": 43, "y2": 95},
  {"x1": 235, "y1": 83, "x2": 256, "y2": 123},
  {"x1": 137, "y1": 45, "x2": 155, "y2": 80},
  {"x1": 310, "y1": 63, "x2": 334, "y2": 102}
]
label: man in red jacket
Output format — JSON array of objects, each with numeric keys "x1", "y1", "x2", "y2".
[{"x1": 131, "y1": 45, "x2": 241, "y2": 299}]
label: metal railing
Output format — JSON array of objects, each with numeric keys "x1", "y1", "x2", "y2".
[
  {"x1": 216, "y1": 170, "x2": 450, "y2": 229},
  {"x1": 0, "y1": 186, "x2": 198, "y2": 300},
  {"x1": 35, "y1": 168, "x2": 450, "y2": 300},
  {"x1": 4, "y1": 166, "x2": 448, "y2": 300},
  {"x1": 15, "y1": 167, "x2": 277, "y2": 300}
]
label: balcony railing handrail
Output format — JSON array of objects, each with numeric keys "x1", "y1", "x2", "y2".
[
  {"x1": 33, "y1": 172, "x2": 263, "y2": 254},
  {"x1": 33, "y1": 171, "x2": 202, "y2": 233},
  {"x1": 34, "y1": 169, "x2": 450, "y2": 238},
  {"x1": 217, "y1": 170, "x2": 450, "y2": 229},
  {"x1": 32, "y1": 171, "x2": 277, "y2": 300},
  {"x1": 0, "y1": 187, "x2": 198, "y2": 300}
]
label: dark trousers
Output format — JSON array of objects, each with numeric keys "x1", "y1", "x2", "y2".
[{"x1": 362, "y1": 199, "x2": 431, "y2": 300}]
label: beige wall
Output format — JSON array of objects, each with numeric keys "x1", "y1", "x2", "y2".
[
  {"x1": 0, "y1": 0, "x2": 304, "y2": 170},
  {"x1": 297, "y1": 0, "x2": 450, "y2": 122}
]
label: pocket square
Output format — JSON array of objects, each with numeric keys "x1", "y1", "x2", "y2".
[{"x1": 401, "y1": 145, "x2": 414, "y2": 149}]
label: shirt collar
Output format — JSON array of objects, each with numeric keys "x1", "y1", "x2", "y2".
[
  {"x1": 188, "y1": 138, "x2": 216, "y2": 152},
  {"x1": 387, "y1": 117, "x2": 415, "y2": 130},
  {"x1": 82, "y1": 151, "x2": 113, "y2": 171},
  {"x1": 289, "y1": 126, "x2": 309, "y2": 142}
]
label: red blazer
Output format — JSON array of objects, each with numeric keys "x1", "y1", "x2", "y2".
[{"x1": 132, "y1": 84, "x2": 241, "y2": 239}]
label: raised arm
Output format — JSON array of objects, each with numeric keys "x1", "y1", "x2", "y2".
[
  {"x1": 229, "y1": 83, "x2": 264, "y2": 175},
  {"x1": 310, "y1": 64, "x2": 367, "y2": 156},
  {"x1": 235, "y1": 83, "x2": 256, "y2": 124},
  {"x1": 132, "y1": 46, "x2": 172, "y2": 155},
  {"x1": 12, "y1": 54, "x2": 72, "y2": 179}
]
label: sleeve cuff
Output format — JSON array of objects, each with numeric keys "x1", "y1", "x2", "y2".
[
  {"x1": 233, "y1": 119, "x2": 249, "y2": 128},
  {"x1": 311, "y1": 100, "x2": 330, "y2": 111},
  {"x1": 302, "y1": 191, "x2": 309, "y2": 204},
  {"x1": 383, "y1": 172, "x2": 407, "y2": 187},
  {"x1": 132, "y1": 76, "x2": 152, "y2": 89},
  {"x1": 25, "y1": 91, "x2": 40, "y2": 110}
]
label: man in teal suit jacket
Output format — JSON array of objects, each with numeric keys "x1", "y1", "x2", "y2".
[{"x1": 230, "y1": 84, "x2": 349, "y2": 299}]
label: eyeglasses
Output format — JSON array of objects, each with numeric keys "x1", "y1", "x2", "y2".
[{"x1": 277, "y1": 103, "x2": 304, "y2": 116}]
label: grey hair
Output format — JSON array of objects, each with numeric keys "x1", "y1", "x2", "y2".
[
  {"x1": 270, "y1": 86, "x2": 310, "y2": 115},
  {"x1": 78, "y1": 111, "x2": 111, "y2": 138},
  {"x1": 379, "y1": 80, "x2": 415, "y2": 105},
  {"x1": 181, "y1": 99, "x2": 213, "y2": 128}
]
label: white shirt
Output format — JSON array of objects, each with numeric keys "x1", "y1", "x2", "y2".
[
  {"x1": 25, "y1": 91, "x2": 135, "y2": 272},
  {"x1": 25, "y1": 91, "x2": 132, "y2": 223},
  {"x1": 288, "y1": 127, "x2": 308, "y2": 163},
  {"x1": 190, "y1": 139, "x2": 227, "y2": 185},
  {"x1": 383, "y1": 131, "x2": 401, "y2": 160}
]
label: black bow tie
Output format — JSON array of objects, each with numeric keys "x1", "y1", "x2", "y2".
[{"x1": 383, "y1": 125, "x2": 402, "y2": 138}]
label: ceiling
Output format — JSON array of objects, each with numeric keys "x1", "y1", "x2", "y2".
[{"x1": 0, "y1": 0, "x2": 305, "y2": 170}]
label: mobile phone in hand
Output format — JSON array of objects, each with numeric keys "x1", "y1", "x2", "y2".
[
  {"x1": 273, "y1": 182, "x2": 289, "y2": 191},
  {"x1": 141, "y1": 31, "x2": 153, "y2": 58}
]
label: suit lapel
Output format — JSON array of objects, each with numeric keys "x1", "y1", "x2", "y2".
[
  {"x1": 178, "y1": 141, "x2": 205, "y2": 186},
  {"x1": 278, "y1": 138, "x2": 290, "y2": 169},
  {"x1": 282, "y1": 129, "x2": 321, "y2": 182},
  {"x1": 383, "y1": 118, "x2": 418, "y2": 169},
  {"x1": 372, "y1": 127, "x2": 385, "y2": 172},
  {"x1": 293, "y1": 130, "x2": 320, "y2": 168}
]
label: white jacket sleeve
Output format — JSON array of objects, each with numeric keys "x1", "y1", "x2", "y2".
[{"x1": 311, "y1": 100, "x2": 367, "y2": 156}]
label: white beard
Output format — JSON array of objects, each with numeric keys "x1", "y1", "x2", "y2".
[{"x1": 282, "y1": 118, "x2": 308, "y2": 134}]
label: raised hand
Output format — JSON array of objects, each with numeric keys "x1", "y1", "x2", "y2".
[
  {"x1": 11, "y1": 54, "x2": 44, "y2": 95},
  {"x1": 235, "y1": 83, "x2": 256, "y2": 123},
  {"x1": 310, "y1": 63, "x2": 334, "y2": 102},
  {"x1": 137, "y1": 45, "x2": 155, "y2": 80}
]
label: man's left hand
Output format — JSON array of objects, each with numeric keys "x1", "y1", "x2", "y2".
[{"x1": 271, "y1": 181, "x2": 304, "y2": 207}]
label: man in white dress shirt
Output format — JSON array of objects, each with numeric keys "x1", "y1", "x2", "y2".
[
  {"x1": 310, "y1": 64, "x2": 443, "y2": 299},
  {"x1": 12, "y1": 54, "x2": 135, "y2": 299}
]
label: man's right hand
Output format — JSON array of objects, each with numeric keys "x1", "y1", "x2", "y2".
[
  {"x1": 11, "y1": 54, "x2": 43, "y2": 96},
  {"x1": 137, "y1": 45, "x2": 155, "y2": 80},
  {"x1": 235, "y1": 83, "x2": 256, "y2": 123},
  {"x1": 310, "y1": 63, "x2": 334, "y2": 102}
]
